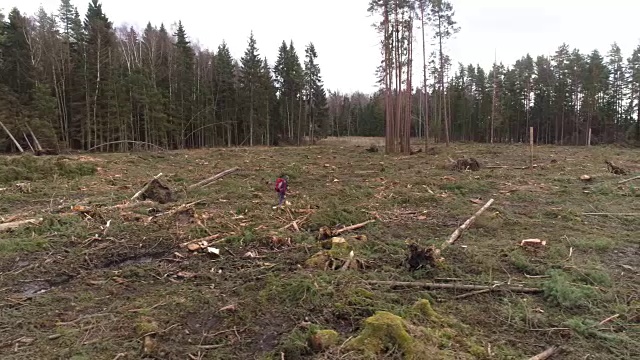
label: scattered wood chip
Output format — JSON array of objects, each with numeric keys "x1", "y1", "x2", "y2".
[{"x1": 219, "y1": 304, "x2": 236, "y2": 312}]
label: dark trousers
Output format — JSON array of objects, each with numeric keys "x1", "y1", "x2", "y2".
[{"x1": 278, "y1": 191, "x2": 285, "y2": 205}]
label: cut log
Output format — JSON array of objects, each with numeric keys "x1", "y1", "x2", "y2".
[
  {"x1": 364, "y1": 280, "x2": 542, "y2": 293},
  {"x1": 131, "y1": 173, "x2": 163, "y2": 201},
  {"x1": 0, "y1": 218, "x2": 43, "y2": 232},
  {"x1": 189, "y1": 167, "x2": 239, "y2": 189}
]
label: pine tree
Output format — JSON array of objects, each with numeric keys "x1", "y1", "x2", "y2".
[
  {"x1": 607, "y1": 43, "x2": 625, "y2": 141},
  {"x1": 173, "y1": 21, "x2": 194, "y2": 148},
  {"x1": 304, "y1": 42, "x2": 328, "y2": 143},
  {"x1": 83, "y1": 0, "x2": 113, "y2": 149},
  {"x1": 628, "y1": 45, "x2": 640, "y2": 141},
  {"x1": 215, "y1": 41, "x2": 237, "y2": 146},
  {"x1": 552, "y1": 44, "x2": 570, "y2": 144}
]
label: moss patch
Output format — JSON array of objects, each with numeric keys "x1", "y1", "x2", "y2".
[{"x1": 345, "y1": 311, "x2": 425, "y2": 358}]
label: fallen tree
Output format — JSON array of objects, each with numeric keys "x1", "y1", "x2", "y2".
[{"x1": 364, "y1": 280, "x2": 542, "y2": 294}]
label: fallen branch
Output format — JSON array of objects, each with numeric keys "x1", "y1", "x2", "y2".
[
  {"x1": 108, "y1": 200, "x2": 156, "y2": 210},
  {"x1": 196, "y1": 344, "x2": 225, "y2": 350},
  {"x1": 527, "y1": 346, "x2": 560, "y2": 360},
  {"x1": 281, "y1": 215, "x2": 310, "y2": 232},
  {"x1": 334, "y1": 220, "x2": 376, "y2": 235},
  {"x1": 0, "y1": 218, "x2": 43, "y2": 232},
  {"x1": 597, "y1": 314, "x2": 619, "y2": 326},
  {"x1": 128, "y1": 301, "x2": 166, "y2": 313},
  {"x1": 148, "y1": 200, "x2": 203, "y2": 221},
  {"x1": 131, "y1": 173, "x2": 163, "y2": 201},
  {"x1": 189, "y1": 167, "x2": 239, "y2": 189},
  {"x1": 364, "y1": 280, "x2": 542, "y2": 293},
  {"x1": 454, "y1": 288, "x2": 492, "y2": 299},
  {"x1": 618, "y1": 175, "x2": 640, "y2": 184},
  {"x1": 441, "y1": 198, "x2": 494, "y2": 250},
  {"x1": 179, "y1": 234, "x2": 223, "y2": 248},
  {"x1": 582, "y1": 212, "x2": 640, "y2": 216}
]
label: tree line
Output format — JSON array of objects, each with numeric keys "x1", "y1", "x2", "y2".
[
  {"x1": 0, "y1": 0, "x2": 329, "y2": 152},
  {"x1": 2, "y1": 0, "x2": 639, "y2": 153}
]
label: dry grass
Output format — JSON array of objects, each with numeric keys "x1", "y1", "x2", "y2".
[{"x1": 0, "y1": 142, "x2": 638, "y2": 359}]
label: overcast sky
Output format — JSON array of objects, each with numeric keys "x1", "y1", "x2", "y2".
[{"x1": 5, "y1": 0, "x2": 640, "y2": 94}]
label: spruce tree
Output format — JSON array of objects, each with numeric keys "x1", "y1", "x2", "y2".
[{"x1": 239, "y1": 32, "x2": 262, "y2": 146}]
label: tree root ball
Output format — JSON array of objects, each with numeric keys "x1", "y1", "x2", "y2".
[
  {"x1": 405, "y1": 243, "x2": 439, "y2": 270},
  {"x1": 141, "y1": 178, "x2": 174, "y2": 204},
  {"x1": 452, "y1": 157, "x2": 481, "y2": 171}
]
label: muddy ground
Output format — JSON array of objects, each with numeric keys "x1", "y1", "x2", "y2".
[{"x1": 0, "y1": 141, "x2": 638, "y2": 359}]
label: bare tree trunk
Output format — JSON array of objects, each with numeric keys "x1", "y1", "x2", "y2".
[
  {"x1": 93, "y1": 33, "x2": 101, "y2": 150},
  {"x1": 420, "y1": 4, "x2": 429, "y2": 151},
  {"x1": 384, "y1": 2, "x2": 392, "y2": 154},
  {"x1": 404, "y1": 10, "x2": 413, "y2": 154},
  {"x1": 438, "y1": 16, "x2": 450, "y2": 146},
  {"x1": 491, "y1": 51, "x2": 497, "y2": 144},
  {"x1": 249, "y1": 85, "x2": 254, "y2": 147}
]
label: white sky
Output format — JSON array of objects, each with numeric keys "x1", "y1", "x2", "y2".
[{"x1": 4, "y1": 0, "x2": 640, "y2": 94}]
